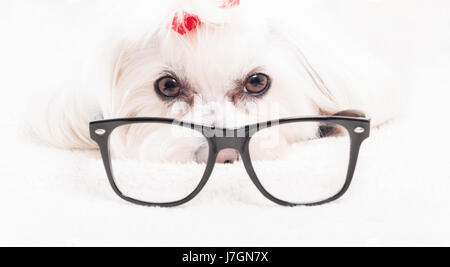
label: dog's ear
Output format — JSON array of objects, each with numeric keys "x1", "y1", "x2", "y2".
[
  {"x1": 296, "y1": 51, "x2": 342, "y2": 117},
  {"x1": 267, "y1": 22, "x2": 342, "y2": 116},
  {"x1": 288, "y1": 40, "x2": 341, "y2": 116},
  {"x1": 301, "y1": 59, "x2": 340, "y2": 117}
]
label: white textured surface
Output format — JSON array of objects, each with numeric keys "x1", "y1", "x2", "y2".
[{"x1": 1, "y1": 0, "x2": 450, "y2": 246}]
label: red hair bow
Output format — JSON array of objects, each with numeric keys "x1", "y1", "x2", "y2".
[
  {"x1": 171, "y1": 12, "x2": 202, "y2": 35},
  {"x1": 171, "y1": 0, "x2": 240, "y2": 35},
  {"x1": 220, "y1": 0, "x2": 240, "y2": 8}
]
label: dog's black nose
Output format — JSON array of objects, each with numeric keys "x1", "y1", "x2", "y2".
[{"x1": 216, "y1": 149, "x2": 239, "y2": 164}]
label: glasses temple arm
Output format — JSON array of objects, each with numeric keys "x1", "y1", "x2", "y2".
[{"x1": 332, "y1": 109, "x2": 367, "y2": 119}]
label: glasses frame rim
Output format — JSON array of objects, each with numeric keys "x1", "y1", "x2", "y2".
[{"x1": 90, "y1": 115, "x2": 370, "y2": 207}]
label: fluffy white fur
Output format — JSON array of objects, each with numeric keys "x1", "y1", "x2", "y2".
[{"x1": 28, "y1": 0, "x2": 405, "y2": 161}]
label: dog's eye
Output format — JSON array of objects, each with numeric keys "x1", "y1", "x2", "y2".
[
  {"x1": 244, "y1": 73, "x2": 271, "y2": 95},
  {"x1": 155, "y1": 76, "x2": 182, "y2": 98}
]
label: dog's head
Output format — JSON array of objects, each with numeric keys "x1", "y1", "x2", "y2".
[{"x1": 106, "y1": 1, "x2": 338, "y2": 163}]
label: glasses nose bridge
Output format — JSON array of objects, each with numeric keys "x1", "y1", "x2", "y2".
[
  {"x1": 215, "y1": 136, "x2": 247, "y2": 151},
  {"x1": 210, "y1": 128, "x2": 247, "y2": 152}
]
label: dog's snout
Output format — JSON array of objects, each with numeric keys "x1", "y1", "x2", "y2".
[
  {"x1": 195, "y1": 147, "x2": 239, "y2": 164},
  {"x1": 216, "y1": 149, "x2": 239, "y2": 164}
]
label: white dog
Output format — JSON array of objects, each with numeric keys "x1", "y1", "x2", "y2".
[{"x1": 31, "y1": 0, "x2": 404, "y2": 164}]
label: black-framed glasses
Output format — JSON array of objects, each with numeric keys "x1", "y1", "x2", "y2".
[{"x1": 89, "y1": 110, "x2": 370, "y2": 207}]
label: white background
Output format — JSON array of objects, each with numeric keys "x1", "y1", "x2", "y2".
[{"x1": 0, "y1": 0, "x2": 449, "y2": 246}]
